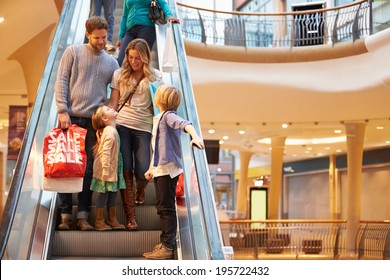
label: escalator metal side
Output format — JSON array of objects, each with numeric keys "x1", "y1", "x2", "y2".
[{"x1": 0, "y1": 0, "x2": 91, "y2": 260}]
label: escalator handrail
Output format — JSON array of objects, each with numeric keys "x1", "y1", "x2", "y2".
[{"x1": 170, "y1": 1, "x2": 225, "y2": 260}]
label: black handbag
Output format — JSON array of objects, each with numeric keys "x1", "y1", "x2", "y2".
[{"x1": 149, "y1": 0, "x2": 167, "y2": 25}]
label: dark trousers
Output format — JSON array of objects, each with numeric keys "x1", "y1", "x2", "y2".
[
  {"x1": 116, "y1": 24, "x2": 156, "y2": 66},
  {"x1": 154, "y1": 174, "x2": 179, "y2": 249},
  {"x1": 57, "y1": 117, "x2": 96, "y2": 218}
]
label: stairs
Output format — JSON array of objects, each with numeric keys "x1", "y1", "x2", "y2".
[{"x1": 49, "y1": 182, "x2": 162, "y2": 259}]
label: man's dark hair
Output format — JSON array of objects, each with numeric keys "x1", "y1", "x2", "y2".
[{"x1": 85, "y1": 16, "x2": 108, "y2": 34}]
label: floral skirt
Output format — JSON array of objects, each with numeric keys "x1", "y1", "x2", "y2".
[{"x1": 90, "y1": 152, "x2": 126, "y2": 193}]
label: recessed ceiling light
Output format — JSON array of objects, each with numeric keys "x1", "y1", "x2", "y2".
[
  {"x1": 376, "y1": 126, "x2": 384, "y2": 130},
  {"x1": 222, "y1": 135, "x2": 229, "y2": 140},
  {"x1": 0, "y1": 17, "x2": 5, "y2": 23},
  {"x1": 239, "y1": 130, "x2": 245, "y2": 135},
  {"x1": 282, "y1": 123, "x2": 288, "y2": 128},
  {"x1": 219, "y1": 140, "x2": 224, "y2": 144},
  {"x1": 208, "y1": 129, "x2": 215, "y2": 134},
  {"x1": 334, "y1": 129, "x2": 342, "y2": 134}
]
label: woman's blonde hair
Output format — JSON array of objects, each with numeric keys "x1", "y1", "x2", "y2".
[
  {"x1": 91, "y1": 106, "x2": 107, "y2": 156},
  {"x1": 119, "y1": 38, "x2": 156, "y2": 88},
  {"x1": 154, "y1": 84, "x2": 182, "y2": 112}
]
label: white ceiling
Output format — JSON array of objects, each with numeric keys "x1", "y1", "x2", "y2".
[{"x1": 186, "y1": 28, "x2": 390, "y2": 163}]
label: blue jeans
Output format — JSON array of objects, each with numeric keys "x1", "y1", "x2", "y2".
[
  {"x1": 117, "y1": 25, "x2": 156, "y2": 66},
  {"x1": 93, "y1": 0, "x2": 116, "y2": 42},
  {"x1": 154, "y1": 175, "x2": 179, "y2": 249},
  {"x1": 57, "y1": 117, "x2": 96, "y2": 219},
  {"x1": 96, "y1": 192, "x2": 118, "y2": 208},
  {"x1": 117, "y1": 125, "x2": 151, "y2": 183}
]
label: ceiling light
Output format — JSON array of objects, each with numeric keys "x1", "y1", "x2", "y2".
[
  {"x1": 257, "y1": 138, "x2": 271, "y2": 144},
  {"x1": 282, "y1": 123, "x2": 288, "y2": 128},
  {"x1": 257, "y1": 136, "x2": 347, "y2": 145},
  {"x1": 0, "y1": 17, "x2": 4, "y2": 23},
  {"x1": 239, "y1": 130, "x2": 245, "y2": 135},
  {"x1": 376, "y1": 126, "x2": 384, "y2": 130},
  {"x1": 208, "y1": 129, "x2": 215, "y2": 134},
  {"x1": 334, "y1": 129, "x2": 342, "y2": 134},
  {"x1": 336, "y1": 149, "x2": 342, "y2": 153},
  {"x1": 222, "y1": 135, "x2": 229, "y2": 140},
  {"x1": 219, "y1": 140, "x2": 224, "y2": 144}
]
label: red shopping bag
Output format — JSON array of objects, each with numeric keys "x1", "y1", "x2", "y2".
[
  {"x1": 43, "y1": 124, "x2": 87, "y2": 178},
  {"x1": 176, "y1": 173, "x2": 184, "y2": 197}
]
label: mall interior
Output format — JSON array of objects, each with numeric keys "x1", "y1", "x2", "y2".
[{"x1": 0, "y1": 0, "x2": 389, "y2": 260}]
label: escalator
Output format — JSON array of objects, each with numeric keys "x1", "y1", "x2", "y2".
[{"x1": 0, "y1": 0, "x2": 224, "y2": 260}]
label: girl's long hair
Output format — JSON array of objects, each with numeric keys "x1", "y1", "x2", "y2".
[{"x1": 91, "y1": 106, "x2": 106, "y2": 156}]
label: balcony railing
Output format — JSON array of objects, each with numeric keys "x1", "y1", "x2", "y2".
[
  {"x1": 176, "y1": 0, "x2": 372, "y2": 48},
  {"x1": 219, "y1": 220, "x2": 390, "y2": 260}
]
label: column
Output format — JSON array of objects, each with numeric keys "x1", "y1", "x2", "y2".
[
  {"x1": 235, "y1": 151, "x2": 253, "y2": 218},
  {"x1": 329, "y1": 154, "x2": 337, "y2": 219},
  {"x1": 268, "y1": 136, "x2": 286, "y2": 219},
  {"x1": 343, "y1": 122, "x2": 366, "y2": 259}
]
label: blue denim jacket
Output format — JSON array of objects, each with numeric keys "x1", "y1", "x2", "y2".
[{"x1": 153, "y1": 111, "x2": 190, "y2": 168}]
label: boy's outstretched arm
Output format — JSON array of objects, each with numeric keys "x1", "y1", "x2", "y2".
[{"x1": 184, "y1": 124, "x2": 205, "y2": 149}]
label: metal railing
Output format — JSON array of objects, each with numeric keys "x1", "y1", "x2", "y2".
[
  {"x1": 176, "y1": 0, "x2": 372, "y2": 48},
  {"x1": 220, "y1": 220, "x2": 390, "y2": 260},
  {"x1": 357, "y1": 220, "x2": 390, "y2": 260}
]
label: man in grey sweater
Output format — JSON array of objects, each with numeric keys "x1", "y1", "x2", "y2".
[{"x1": 55, "y1": 16, "x2": 119, "y2": 230}]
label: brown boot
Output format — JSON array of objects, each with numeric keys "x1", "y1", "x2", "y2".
[
  {"x1": 107, "y1": 207, "x2": 125, "y2": 230},
  {"x1": 121, "y1": 170, "x2": 138, "y2": 230},
  {"x1": 135, "y1": 180, "x2": 148, "y2": 205},
  {"x1": 58, "y1": 217, "x2": 72, "y2": 230},
  {"x1": 77, "y1": 218, "x2": 94, "y2": 231},
  {"x1": 94, "y1": 208, "x2": 111, "y2": 231}
]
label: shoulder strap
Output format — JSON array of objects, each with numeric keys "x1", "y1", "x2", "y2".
[{"x1": 117, "y1": 74, "x2": 145, "y2": 112}]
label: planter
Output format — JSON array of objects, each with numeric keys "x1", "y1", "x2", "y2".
[
  {"x1": 302, "y1": 239, "x2": 322, "y2": 254},
  {"x1": 265, "y1": 238, "x2": 284, "y2": 254}
]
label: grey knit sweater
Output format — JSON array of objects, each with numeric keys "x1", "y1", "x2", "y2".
[{"x1": 55, "y1": 44, "x2": 119, "y2": 118}]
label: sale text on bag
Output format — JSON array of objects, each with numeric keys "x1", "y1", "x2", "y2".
[{"x1": 46, "y1": 130, "x2": 84, "y2": 164}]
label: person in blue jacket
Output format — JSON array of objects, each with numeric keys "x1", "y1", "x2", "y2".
[
  {"x1": 143, "y1": 84, "x2": 204, "y2": 259},
  {"x1": 116, "y1": 0, "x2": 180, "y2": 66}
]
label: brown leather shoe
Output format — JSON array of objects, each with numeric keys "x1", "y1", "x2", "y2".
[
  {"x1": 58, "y1": 218, "x2": 72, "y2": 230},
  {"x1": 77, "y1": 218, "x2": 94, "y2": 231},
  {"x1": 126, "y1": 218, "x2": 138, "y2": 231},
  {"x1": 135, "y1": 181, "x2": 147, "y2": 205},
  {"x1": 143, "y1": 244, "x2": 173, "y2": 260}
]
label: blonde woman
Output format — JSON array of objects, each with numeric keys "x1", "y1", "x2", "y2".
[{"x1": 109, "y1": 38, "x2": 162, "y2": 230}]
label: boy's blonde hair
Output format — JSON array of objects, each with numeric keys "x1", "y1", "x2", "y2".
[{"x1": 154, "y1": 84, "x2": 181, "y2": 111}]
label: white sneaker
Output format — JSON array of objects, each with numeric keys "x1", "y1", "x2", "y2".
[{"x1": 105, "y1": 41, "x2": 116, "y2": 51}]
